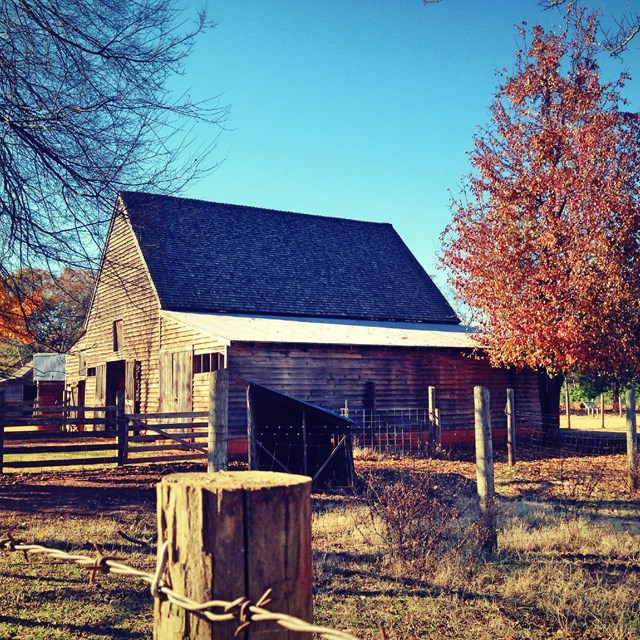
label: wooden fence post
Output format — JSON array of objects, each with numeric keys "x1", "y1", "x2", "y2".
[
  {"x1": 208, "y1": 370, "x2": 229, "y2": 473},
  {"x1": 116, "y1": 391, "x2": 128, "y2": 466},
  {"x1": 427, "y1": 386, "x2": 438, "y2": 456},
  {"x1": 474, "y1": 386, "x2": 497, "y2": 556},
  {"x1": 246, "y1": 384, "x2": 258, "y2": 470},
  {"x1": 626, "y1": 388, "x2": 638, "y2": 491},
  {"x1": 506, "y1": 387, "x2": 516, "y2": 467},
  {"x1": 155, "y1": 471, "x2": 313, "y2": 639},
  {"x1": 0, "y1": 390, "x2": 5, "y2": 475}
]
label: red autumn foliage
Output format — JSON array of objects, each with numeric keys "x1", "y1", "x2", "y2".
[
  {"x1": 0, "y1": 275, "x2": 41, "y2": 342},
  {"x1": 0, "y1": 267, "x2": 93, "y2": 349},
  {"x1": 441, "y1": 9, "x2": 640, "y2": 378}
]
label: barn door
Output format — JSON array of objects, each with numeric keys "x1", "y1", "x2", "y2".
[
  {"x1": 125, "y1": 359, "x2": 140, "y2": 414},
  {"x1": 159, "y1": 349, "x2": 193, "y2": 414},
  {"x1": 95, "y1": 363, "x2": 106, "y2": 406}
]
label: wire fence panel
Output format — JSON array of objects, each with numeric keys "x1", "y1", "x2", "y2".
[{"x1": 345, "y1": 409, "x2": 430, "y2": 455}]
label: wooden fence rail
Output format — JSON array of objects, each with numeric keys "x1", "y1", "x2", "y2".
[{"x1": 0, "y1": 389, "x2": 212, "y2": 473}]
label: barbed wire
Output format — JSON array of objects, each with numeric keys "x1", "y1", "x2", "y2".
[{"x1": 0, "y1": 534, "x2": 360, "y2": 640}]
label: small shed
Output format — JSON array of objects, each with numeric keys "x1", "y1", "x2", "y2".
[
  {"x1": 0, "y1": 364, "x2": 37, "y2": 414},
  {"x1": 33, "y1": 353, "x2": 66, "y2": 408},
  {"x1": 247, "y1": 383, "x2": 354, "y2": 489}
]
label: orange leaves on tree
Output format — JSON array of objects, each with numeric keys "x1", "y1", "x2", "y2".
[
  {"x1": 441, "y1": 8, "x2": 640, "y2": 378},
  {"x1": 0, "y1": 277, "x2": 41, "y2": 342}
]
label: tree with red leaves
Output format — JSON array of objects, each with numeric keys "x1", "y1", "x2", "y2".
[
  {"x1": 0, "y1": 277, "x2": 39, "y2": 343},
  {"x1": 441, "y1": 9, "x2": 640, "y2": 435},
  {"x1": 0, "y1": 268, "x2": 93, "y2": 378}
]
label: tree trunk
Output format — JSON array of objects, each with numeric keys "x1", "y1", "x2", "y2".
[
  {"x1": 537, "y1": 369, "x2": 564, "y2": 444},
  {"x1": 612, "y1": 379, "x2": 620, "y2": 414}
]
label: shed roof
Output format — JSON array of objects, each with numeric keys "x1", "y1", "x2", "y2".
[
  {"x1": 162, "y1": 311, "x2": 476, "y2": 349},
  {"x1": 119, "y1": 191, "x2": 459, "y2": 325}
]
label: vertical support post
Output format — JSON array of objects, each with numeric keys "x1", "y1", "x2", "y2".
[
  {"x1": 0, "y1": 390, "x2": 5, "y2": 475},
  {"x1": 246, "y1": 384, "x2": 258, "y2": 470},
  {"x1": 208, "y1": 369, "x2": 229, "y2": 473},
  {"x1": 564, "y1": 378, "x2": 571, "y2": 430},
  {"x1": 155, "y1": 471, "x2": 313, "y2": 640},
  {"x1": 626, "y1": 388, "x2": 638, "y2": 492},
  {"x1": 506, "y1": 387, "x2": 516, "y2": 467},
  {"x1": 600, "y1": 392, "x2": 605, "y2": 429},
  {"x1": 428, "y1": 386, "x2": 437, "y2": 457},
  {"x1": 116, "y1": 391, "x2": 127, "y2": 466},
  {"x1": 474, "y1": 386, "x2": 497, "y2": 556},
  {"x1": 302, "y1": 409, "x2": 308, "y2": 476}
]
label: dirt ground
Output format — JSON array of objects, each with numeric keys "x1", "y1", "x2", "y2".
[
  {"x1": 1, "y1": 452, "x2": 639, "y2": 640},
  {"x1": 0, "y1": 445, "x2": 635, "y2": 520},
  {"x1": 0, "y1": 462, "x2": 208, "y2": 518}
]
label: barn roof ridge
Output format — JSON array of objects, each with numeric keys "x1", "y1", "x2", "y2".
[{"x1": 118, "y1": 190, "x2": 393, "y2": 229}]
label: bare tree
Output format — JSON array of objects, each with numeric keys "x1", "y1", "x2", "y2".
[
  {"x1": 541, "y1": 0, "x2": 640, "y2": 57},
  {"x1": 0, "y1": 0, "x2": 227, "y2": 277}
]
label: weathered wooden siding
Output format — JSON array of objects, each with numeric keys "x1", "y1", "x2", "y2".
[
  {"x1": 226, "y1": 342, "x2": 540, "y2": 437},
  {"x1": 159, "y1": 315, "x2": 227, "y2": 412},
  {"x1": 65, "y1": 202, "x2": 161, "y2": 411}
]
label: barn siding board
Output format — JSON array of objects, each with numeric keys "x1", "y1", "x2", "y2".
[
  {"x1": 158, "y1": 316, "x2": 226, "y2": 412},
  {"x1": 224, "y1": 342, "x2": 540, "y2": 437}
]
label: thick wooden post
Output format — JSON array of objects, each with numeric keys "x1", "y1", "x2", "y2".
[
  {"x1": 626, "y1": 388, "x2": 638, "y2": 491},
  {"x1": 116, "y1": 391, "x2": 128, "y2": 466},
  {"x1": 208, "y1": 370, "x2": 229, "y2": 472},
  {"x1": 474, "y1": 386, "x2": 497, "y2": 556},
  {"x1": 506, "y1": 387, "x2": 516, "y2": 467},
  {"x1": 0, "y1": 390, "x2": 5, "y2": 475},
  {"x1": 600, "y1": 392, "x2": 605, "y2": 430},
  {"x1": 155, "y1": 471, "x2": 313, "y2": 640}
]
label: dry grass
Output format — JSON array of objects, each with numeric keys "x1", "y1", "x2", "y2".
[
  {"x1": 559, "y1": 412, "x2": 636, "y2": 431},
  {"x1": 313, "y1": 455, "x2": 640, "y2": 639},
  {"x1": 1, "y1": 454, "x2": 640, "y2": 639}
]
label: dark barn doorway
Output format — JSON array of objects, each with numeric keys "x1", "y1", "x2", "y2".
[{"x1": 106, "y1": 360, "x2": 126, "y2": 407}]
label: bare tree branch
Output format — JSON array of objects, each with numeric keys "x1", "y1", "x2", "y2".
[{"x1": 0, "y1": 0, "x2": 228, "y2": 276}]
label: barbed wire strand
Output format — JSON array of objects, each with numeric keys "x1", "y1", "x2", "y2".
[{"x1": 0, "y1": 534, "x2": 360, "y2": 640}]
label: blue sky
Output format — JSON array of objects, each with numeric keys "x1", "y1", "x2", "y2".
[{"x1": 174, "y1": 1, "x2": 640, "y2": 290}]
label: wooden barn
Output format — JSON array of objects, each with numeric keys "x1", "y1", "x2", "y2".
[{"x1": 65, "y1": 191, "x2": 541, "y2": 454}]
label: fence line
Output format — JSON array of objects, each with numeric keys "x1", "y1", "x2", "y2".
[
  {"x1": 0, "y1": 534, "x2": 359, "y2": 640},
  {"x1": 0, "y1": 404, "x2": 210, "y2": 472}
]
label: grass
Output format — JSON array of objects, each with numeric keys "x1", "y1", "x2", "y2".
[
  {"x1": 0, "y1": 514, "x2": 156, "y2": 639},
  {"x1": 1, "y1": 453, "x2": 640, "y2": 639}
]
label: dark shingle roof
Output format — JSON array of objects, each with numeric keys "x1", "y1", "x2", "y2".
[{"x1": 118, "y1": 191, "x2": 459, "y2": 324}]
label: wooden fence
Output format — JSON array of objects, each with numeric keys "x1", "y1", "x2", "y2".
[{"x1": 0, "y1": 395, "x2": 210, "y2": 473}]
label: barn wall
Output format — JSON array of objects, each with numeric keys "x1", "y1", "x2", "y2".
[
  {"x1": 226, "y1": 342, "x2": 540, "y2": 437},
  {"x1": 65, "y1": 204, "x2": 161, "y2": 411},
  {"x1": 158, "y1": 316, "x2": 227, "y2": 412}
]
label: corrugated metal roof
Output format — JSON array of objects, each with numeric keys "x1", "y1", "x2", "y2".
[
  {"x1": 33, "y1": 353, "x2": 67, "y2": 381},
  {"x1": 162, "y1": 311, "x2": 477, "y2": 349}
]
